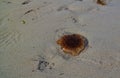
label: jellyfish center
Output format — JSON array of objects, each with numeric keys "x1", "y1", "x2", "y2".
[{"x1": 63, "y1": 34, "x2": 82, "y2": 49}]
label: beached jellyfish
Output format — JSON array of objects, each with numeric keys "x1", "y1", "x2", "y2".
[
  {"x1": 56, "y1": 33, "x2": 88, "y2": 56},
  {"x1": 96, "y1": 0, "x2": 107, "y2": 5}
]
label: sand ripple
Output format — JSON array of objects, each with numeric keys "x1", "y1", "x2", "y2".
[{"x1": 0, "y1": 27, "x2": 21, "y2": 48}]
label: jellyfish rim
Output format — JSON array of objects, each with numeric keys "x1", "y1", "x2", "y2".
[{"x1": 56, "y1": 33, "x2": 88, "y2": 56}]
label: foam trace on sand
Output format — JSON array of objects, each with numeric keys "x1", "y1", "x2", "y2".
[{"x1": 0, "y1": 27, "x2": 21, "y2": 48}]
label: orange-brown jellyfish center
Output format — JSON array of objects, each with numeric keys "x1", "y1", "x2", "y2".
[
  {"x1": 97, "y1": 0, "x2": 106, "y2": 5},
  {"x1": 61, "y1": 34, "x2": 82, "y2": 49}
]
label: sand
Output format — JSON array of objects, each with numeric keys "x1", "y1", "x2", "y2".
[{"x1": 0, "y1": 0, "x2": 120, "y2": 78}]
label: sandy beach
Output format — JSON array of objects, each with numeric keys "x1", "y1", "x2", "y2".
[{"x1": 0, "y1": 0, "x2": 120, "y2": 78}]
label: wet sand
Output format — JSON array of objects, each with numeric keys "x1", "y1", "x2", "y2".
[{"x1": 0, "y1": 0, "x2": 120, "y2": 78}]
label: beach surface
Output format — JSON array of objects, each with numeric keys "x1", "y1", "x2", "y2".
[{"x1": 0, "y1": 0, "x2": 120, "y2": 78}]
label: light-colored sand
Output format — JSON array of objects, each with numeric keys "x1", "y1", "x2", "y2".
[{"x1": 0, "y1": 0, "x2": 120, "y2": 78}]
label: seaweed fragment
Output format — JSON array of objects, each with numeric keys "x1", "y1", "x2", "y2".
[
  {"x1": 22, "y1": 0, "x2": 31, "y2": 5},
  {"x1": 2, "y1": 1, "x2": 12, "y2": 4},
  {"x1": 21, "y1": 20, "x2": 26, "y2": 24},
  {"x1": 37, "y1": 60, "x2": 49, "y2": 72},
  {"x1": 24, "y1": 9, "x2": 34, "y2": 15}
]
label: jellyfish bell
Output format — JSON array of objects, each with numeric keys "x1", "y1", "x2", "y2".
[
  {"x1": 96, "y1": 0, "x2": 106, "y2": 5},
  {"x1": 56, "y1": 33, "x2": 88, "y2": 56}
]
